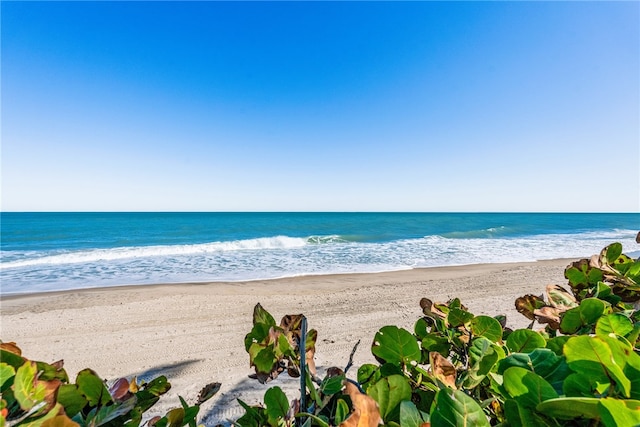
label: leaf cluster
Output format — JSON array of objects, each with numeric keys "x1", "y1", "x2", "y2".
[
  {"x1": 0, "y1": 343, "x2": 219, "y2": 427},
  {"x1": 245, "y1": 304, "x2": 318, "y2": 384},
  {"x1": 240, "y1": 242, "x2": 640, "y2": 426}
]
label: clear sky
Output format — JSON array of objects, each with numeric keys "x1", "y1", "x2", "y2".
[{"x1": 2, "y1": 1, "x2": 638, "y2": 212}]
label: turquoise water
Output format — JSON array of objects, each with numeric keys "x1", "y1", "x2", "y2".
[{"x1": 1, "y1": 212, "x2": 638, "y2": 294}]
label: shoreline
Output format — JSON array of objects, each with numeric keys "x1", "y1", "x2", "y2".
[
  {"x1": 0, "y1": 258, "x2": 572, "y2": 304},
  {"x1": 1, "y1": 259, "x2": 572, "y2": 424}
]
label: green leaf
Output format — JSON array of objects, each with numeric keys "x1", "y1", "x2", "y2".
[
  {"x1": 237, "y1": 399, "x2": 268, "y2": 427},
  {"x1": 564, "y1": 335, "x2": 631, "y2": 398},
  {"x1": 357, "y1": 364, "x2": 380, "y2": 391},
  {"x1": 596, "y1": 313, "x2": 634, "y2": 338},
  {"x1": 305, "y1": 371, "x2": 321, "y2": 407},
  {"x1": 623, "y1": 349, "x2": 640, "y2": 400},
  {"x1": 595, "y1": 282, "x2": 621, "y2": 305},
  {"x1": 470, "y1": 316, "x2": 502, "y2": 343},
  {"x1": 14, "y1": 361, "x2": 47, "y2": 411},
  {"x1": 253, "y1": 303, "x2": 276, "y2": 327},
  {"x1": 563, "y1": 372, "x2": 599, "y2": 397},
  {"x1": 91, "y1": 397, "x2": 137, "y2": 426},
  {"x1": 0, "y1": 363, "x2": 15, "y2": 391},
  {"x1": 57, "y1": 384, "x2": 88, "y2": 417},
  {"x1": 334, "y1": 398, "x2": 350, "y2": 425},
  {"x1": 430, "y1": 388, "x2": 490, "y2": 427},
  {"x1": 546, "y1": 336, "x2": 570, "y2": 356},
  {"x1": 276, "y1": 333, "x2": 294, "y2": 358},
  {"x1": 35, "y1": 361, "x2": 69, "y2": 383},
  {"x1": 399, "y1": 400, "x2": 423, "y2": 427},
  {"x1": 598, "y1": 397, "x2": 640, "y2": 427},
  {"x1": 371, "y1": 326, "x2": 421, "y2": 366},
  {"x1": 320, "y1": 375, "x2": 344, "y2": 396},
  {"x1": 244, "y1": 322, "x2": 272, "y2": 352},
  {"x1": 264, "y1": 386, "x2": 289, "y2": 424},
  {"x1": 447, "y1": 308, "x2": 474, "y2": 328},
  {"x1": 506, "y1": 329, "x2": 546, "y2": 353},
  {"x1": 587, "y1": 268, "x2": 604, "y2": 284},
  {"x1": 627, "y1": 259, "x2": 640, "y2": 279},
  {"x1": 76, "y1": 369, "x2": 112, "y2": 407},
  {"x1": 498, "y1": 348, "x2": 569, "y2": 395},
  {"x1": 249, "y1": 344, "x2": 277, "y2": 374},
  {"x1": 503, "y1": 399, "x2": 547, "y2": 427},
  {"x1": 414, "y1": 318, "x2": 431, "y2": 340},
  {"x1": 421, "y1": 333, "x2": 450, "y2": 357},
  {"x1": 0, "y1": 349, "x2": 25, "y2": 370},
  {"x1": 565, "y1": 267, "x2": 587, "y2": 285},
  {"x1": 503, "y1": 367, "x2": 558, "y2": 409},
  {"x1": 604, "y1": 243, "x2": 623, "y2": 264},
  {"x1": 536, "y1": 397, "x2": 600, "y2": 420},
  {"x1": 163, "y1": 407, "x2": 185, "y2": 427},
  {"x1": 464, "y1": 337, "x2": 501, "y2": 388},
  {"x1": 560, "y1": 298, "x2": 607, "y2": 334},
  {"x1": 366, "y1": 374, "x2": 411, "y2": 423}
]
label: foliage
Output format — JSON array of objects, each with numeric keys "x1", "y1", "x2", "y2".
[
  {"x1": 240, "y1": 243, "x2": 640, "y2": 426},
  {"x1": 244, "y1": 304, "x2": 318, "y2": 384},
  {"x1": 0, "y1": 343, "x2": 219, "y2": 427}
]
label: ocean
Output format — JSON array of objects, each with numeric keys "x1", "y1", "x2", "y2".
[{"x1": 1, "y1": 212, "x2": 638, "y2": 295}]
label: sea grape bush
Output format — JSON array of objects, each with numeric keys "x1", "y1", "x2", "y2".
[
  {"x1": 241, "y1": 243, "x2": 640, "y2": 427},
  {"x1": 0, "y1": 342, "x2": 220, "y2": 427}
]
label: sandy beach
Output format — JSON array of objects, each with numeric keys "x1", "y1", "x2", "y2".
[{"x1": 1, "y1": 259, "x2": 570, "y2": 425}]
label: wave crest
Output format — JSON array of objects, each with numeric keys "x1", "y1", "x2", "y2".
[{"x1": 1, "y1": 235, "x2": 315, "y2": 269}]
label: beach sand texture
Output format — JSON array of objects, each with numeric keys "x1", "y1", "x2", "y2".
[{"x1": 1, "y1": 259, "x2": 569, "y2": 425}]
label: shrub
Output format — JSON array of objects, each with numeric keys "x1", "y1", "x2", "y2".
[{"x1": 239, "y1": 243, "x2": 640, "y2": 427}]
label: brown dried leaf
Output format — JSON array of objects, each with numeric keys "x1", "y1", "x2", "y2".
[
  {"x1": 288, "y1": 398, "x2": 300, "y2": 421},
  {"x1": 339, "y1": 381, "x2": 381, "y2": 427},
  {"x1": 545, "y1": 284, "x2": 577, "y2": 311},
  {"x1": 420, "y1": 298, "x2": 446, "y2": 319},
  {"x1": 41, "y1": 379, "x2": 62, "y2": 413},
  {"x1": 457, "y1": 327, "x2": 470, "y2": 344},
  {"x1": 0, "y1": 341, "x2": 22, "y2": 355},
  {"x1": 533, "y1": 307, "x2": 561, "y2": 329},
  {"x1": 50, "y1": 360, "x2": 65, "y2": 371},
  {"x1": 429, "y1": 352, "x2": 456, "y2": 389},
  {"x1": 305, "y1": 329, "x2": 317, "y2": 377},
  {"x1": 196, "y1": 382, "x2": 221, "y2": 405},
  {"x1": 147, "y1": 416, "x2": 162, "y2": 426},
  {"x1": 420, "y1": 298, "x2": 433, "y2": 311},
  {"x1": 515, "y1": 295, "x2": 546, "y2": 320},
  {"x1": 326, "y1": 366, "x2": 344, "y2": 377},
  {"x1": 267, "y1": 327, "x2": 281, "y2": 346},
  {"x1": 280, "y1": 314, "x2": 304, "y2": 335},
  {"x1": 42, "y1": 413, "x2": 82, "y2": 427}
]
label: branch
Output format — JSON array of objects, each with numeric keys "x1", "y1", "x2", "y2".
[{"x1": 343, "y1": 339, "x2": 361, "y2": 374}]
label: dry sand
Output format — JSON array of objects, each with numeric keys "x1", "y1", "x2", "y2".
[{"x1": 1, "y1": 259, "x2": 570, "y2": 425}]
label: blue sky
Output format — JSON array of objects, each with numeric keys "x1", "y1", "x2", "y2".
[{"x1": 2, "y1": 1, "x2": 638, "y2": 212}]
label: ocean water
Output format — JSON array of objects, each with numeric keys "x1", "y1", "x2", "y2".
[{"x1": 1, "y1": 212, "x2": 638, "y2": 295}]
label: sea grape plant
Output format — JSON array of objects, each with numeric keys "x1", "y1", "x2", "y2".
[
  {"x1": 244, "y1": 304, "x2": 318, "y2": 384},
  {"x1": 0, "y1": 342, "x2": 220, "y2": 427},
  {"x1": 240, "y1": 242, "x2": 640, "y2": 426}
]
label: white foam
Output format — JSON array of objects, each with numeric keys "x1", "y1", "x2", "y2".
[
  {"x1": 2, "y1": 230, "x2": 639, "y2": 295},
  {"x1": 0, "y1": 235, "x2": 308, "y2": 269}
]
